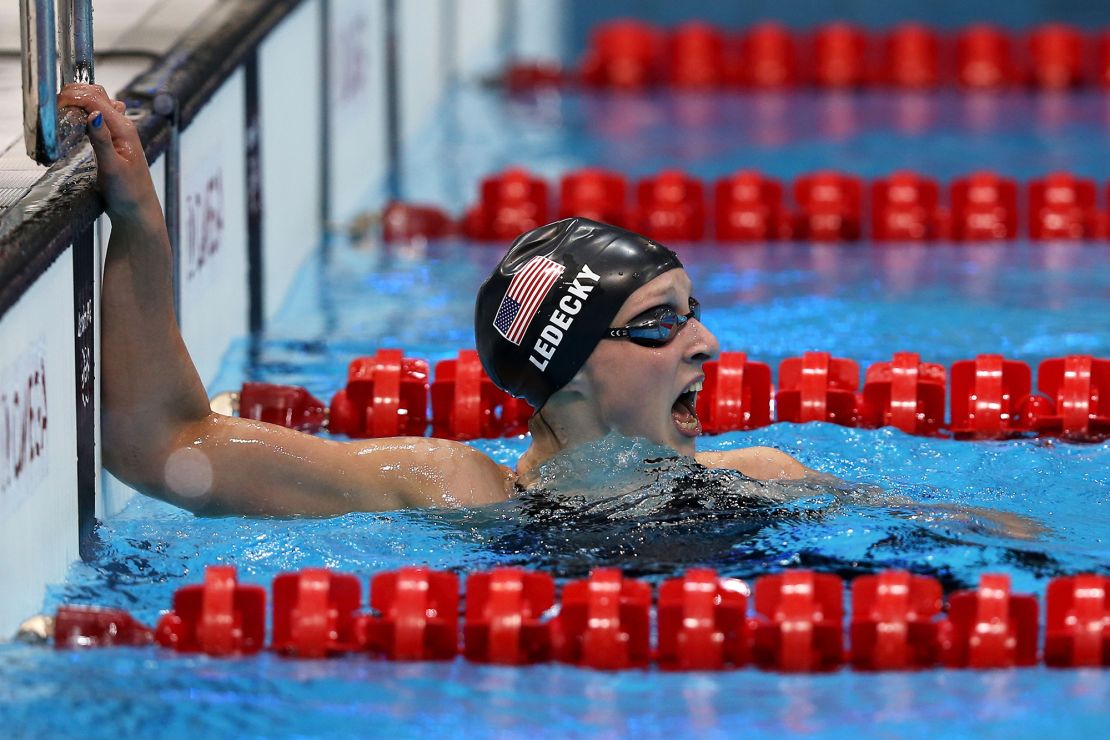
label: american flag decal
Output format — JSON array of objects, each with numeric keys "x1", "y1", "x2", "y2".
[{"x1": 493, "y1": 256, "x2": 565, "y2": 345}]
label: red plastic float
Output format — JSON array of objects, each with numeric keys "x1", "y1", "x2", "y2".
[
  {"x1": 657, "y1": 569, "x2": 749, "y2": 671},
  {"x1": 239, "y1": 382, "x2": 327, "y2": 433},
  {"x1": 871, "y1": 171, "x2": 942, "y2": 241},
  {"x1": 949, "y1": 171, "x2": 1019, "y2": 241},
  {"x1": 696, "y1": 351, "x2": 773, "y2": 433},
  {"x1": 504, "y1": 62, "x2": 565, "y2": 92},
  {"x1": 634, "y1": 170, "x2": 706, "y2": 242},
  {"x1": 359, "y1": 567, "x2": 459, "y2": 661},
  {"x1": 734, "y1": 22, "x2": 798, "y2": 88},
  {"x1": 949, "y1": 354, "x2": 1037, "y2": 439},
  {"x1": 154, "y1": 566, "x2": 267, "y2": 656},
  {"x1": 1028, "y1": 24, "x2": 1085, "y2": 89},
  {"x1": 462, "y1": 169, "x2": 550, "y2": 242},
  {"x1": 1044, "y1": 574, "x2": 1109, "y2": 668},
  {"x1": 776, "y1": 351, "x2": 862, "y2": 426},
  {"x1": 1098, "y1": 32, "x2": 1110, "y2": 88},
  {"x1": 558, "y1": 168, "x2": 629, "y2": 227},
  {"x1": 713, "y1": 171, "x2": 788, "y2": 241},
  {"x1": 1032, "y1": 355, "x2": 1110, "y2": 440},
  {"x1": 956, "y1": 25, "x2": 1018, "y2": 88},
  {"x1": 498, "y1": 395, "x2": 533, "y2": 437},
  {"x1": 54, "y1": 605, "x2": 153, "y2": 648},
  {"x1": 1028, "y1": 173, "x2": 1099, "y2": 240},
  {"x1": 463, "y1": 568, "x2": 555, "y2": 665},
  {"x1": 271, "y1": 569, "x2": 362, "y2": 658},
  {"x1": 328, "y1": 349, "x2": 430, "y2": 438},
  {"x1": 431, "y1": 349, "x2": 531, "y2": 440},
  {"x1": 381, "y1": 201, "x2": 455, "y2": 244},
  {"x1": 550, "y1": 568, "x2": 651, "y2": 670},
  {"x1": 581, "y1": 20, "x2": 662, "y2": 89},
  {"x1": 49, "y1": 565, "x2": 1110, "y2": 671},
  {"x1": 860, "y1": 352, "x2": 947, "y2": 436},
  {"x1": 811, "y1": 23, "x2": 870, "y2": 88},
  {"x1": 793, "y1": 171, "x2": 863, "y2": 241},
  {"x1": 751, "y1": 570, "x2": 844, "y2": 672},
  {"x1": 850, "y1": 570, "x2": 943, "y2": 670},
  {"x1": 880, "y1": 23, "x2": 941, "y2": 88},
  {"x1": 564, "y1": 22, "x2": 1110, "y2": 91},
  {"x1": 940, "y1": 574, "x2": 1039, "y2": 669},
  {"x1": 667, "y1": 22, "x2": 725, "y2": 88}
]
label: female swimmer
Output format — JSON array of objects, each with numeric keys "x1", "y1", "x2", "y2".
[{"x1": 59, "y1": 83, "x2": 816, "y2": 516}]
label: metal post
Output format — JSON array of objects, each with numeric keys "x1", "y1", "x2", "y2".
[
  {"x1": 20, "y1": 0, "x2": 60, "y2": 161},
  {"x1": 499, "y1": 0, "x2": 517, "y2": 66},
  {"x1": 21, "y1": 0, "x2": 96, "y2": 164},
  {"x1": 57, "y1": 0, "x2": 74, "y2": 87},
  {"x1": 72, "y1": 0, "x2": 96, "y2": 84},
  {"x1": 384, "y1": 0, "x2": 401, "y2": 200}
]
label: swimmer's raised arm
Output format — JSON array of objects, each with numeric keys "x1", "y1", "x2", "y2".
[{"x1": 61, "y1": 84, "x2": 512, "y2": 515}]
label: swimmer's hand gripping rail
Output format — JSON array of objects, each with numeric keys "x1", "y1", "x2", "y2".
[{"x1": 19, "y1": 0, "x2": 95, "y2": 164}]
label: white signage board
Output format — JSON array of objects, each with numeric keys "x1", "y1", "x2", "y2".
[
  {"x1": 259, "y1": 0, "x2": 323, "y2": 320},
  {"x1": 0, "y1": 253, "x2": 78, "y2": 636},
  {"x1": 328, "y1": 0, "x2": 388, "y2": 224},
  {"x1": 178, "y1": 71, "x2": 249, "y2": 387}
]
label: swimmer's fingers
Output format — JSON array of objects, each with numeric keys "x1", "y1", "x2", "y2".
[
  {"x1": 58, "y1": 84, "x2": 142, "y2": 165},
  {"x1": 59, "y1": 84, "x2": 156, "y2": 220},
  {"x1": 58, "y1": 84, "x2": 125, "y2": 128},
  {"x1": 83, "y1": 109, "x2": 126, "y2": 170}
]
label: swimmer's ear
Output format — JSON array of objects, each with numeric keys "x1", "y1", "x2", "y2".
[{"x1": 560, "y1": 368, "x2": 590, "y2": 394}]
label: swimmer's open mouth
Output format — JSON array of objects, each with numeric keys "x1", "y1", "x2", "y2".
[{"x1": 672, "y1": 379, "x2": 703, "y2": 437}]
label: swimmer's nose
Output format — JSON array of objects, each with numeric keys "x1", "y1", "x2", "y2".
[{"x1": 684, "y1": 318, "x2": 720, "y2": 363}]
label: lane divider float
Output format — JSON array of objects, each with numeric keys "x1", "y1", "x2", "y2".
[
  {"x1": 382, "y1": 168, "x2": 1110, "y2": 245},
  {"x1": 506, "y1": 20, "x2": 1110, "y2": 91},
  {"x1": 47, "y1": 566, "x2": 1110, "y2": 671},
  {"x1": 212, "y1": 350, "x2": 1110, "y2": 443}
]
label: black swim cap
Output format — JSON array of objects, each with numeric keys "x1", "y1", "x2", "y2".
[{"x1": 475, "y1": 218, "x2": 683, "y2": 410}]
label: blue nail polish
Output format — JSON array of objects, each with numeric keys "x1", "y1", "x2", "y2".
[{"x1": 91, "y1": 112, "x2": 102, "y2": 129}]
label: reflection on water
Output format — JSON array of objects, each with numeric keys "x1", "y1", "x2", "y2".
[
  {"x1": 2, "y1": 639, "x2": 1107, "y2": 736},
  {"x1": 410, "y1": 88, "x2": 1110, "y2": 209}
]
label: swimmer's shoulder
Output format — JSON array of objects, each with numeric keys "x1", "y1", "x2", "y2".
[
  {"x1": 695, "y1": 446, "x2": 815, "y2": 481},
  {"x1": 349, "y1": 436, "x2": 516, "y2": 509}
]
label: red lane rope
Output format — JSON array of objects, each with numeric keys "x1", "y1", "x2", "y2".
[
  {"x1": 506, "y1": 20, "x2": 1110, "y2": 91},
  {"x1": 229, "y1": 349, "x2": 1110, "y2": 443},
  {"x1": 53, "y1": 565, "x2": 1110, "y2": 671},
  {"x1": 385, "y1": 168, "x2": 1110, "y2": 245}
]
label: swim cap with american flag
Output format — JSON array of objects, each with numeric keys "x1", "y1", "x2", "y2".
[{"x1": 475, "y1": 218, "x2": 682, "y2": 410}]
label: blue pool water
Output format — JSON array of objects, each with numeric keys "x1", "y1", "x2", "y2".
[
  {"x1": 409, "y1": 89, "x2": 1110, "y2": 210},
  {"x1": 3, "y1": 88, "x2": 1110, "y2": 736}
]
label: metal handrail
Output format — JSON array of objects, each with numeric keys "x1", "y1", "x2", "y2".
[{"x1": 20, "y1": 0, "x2": 96, "y2": 164}]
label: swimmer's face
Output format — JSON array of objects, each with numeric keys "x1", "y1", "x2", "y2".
[{"x1": 579, "y1": 269, "x2": 720, "y2": 456}]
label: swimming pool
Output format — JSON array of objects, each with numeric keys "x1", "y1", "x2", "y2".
[{"x1": 3, "y1": 85, "x2": 1110, "y2": 737}]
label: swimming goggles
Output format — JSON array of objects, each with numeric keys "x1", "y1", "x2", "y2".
[{"x1": 605, "y1": 298, "x2": 701, "y2": 348}]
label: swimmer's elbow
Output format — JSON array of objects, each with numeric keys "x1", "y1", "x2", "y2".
[{"x1": 102, "y1": 412, "x2": 226, "y2": 512}]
